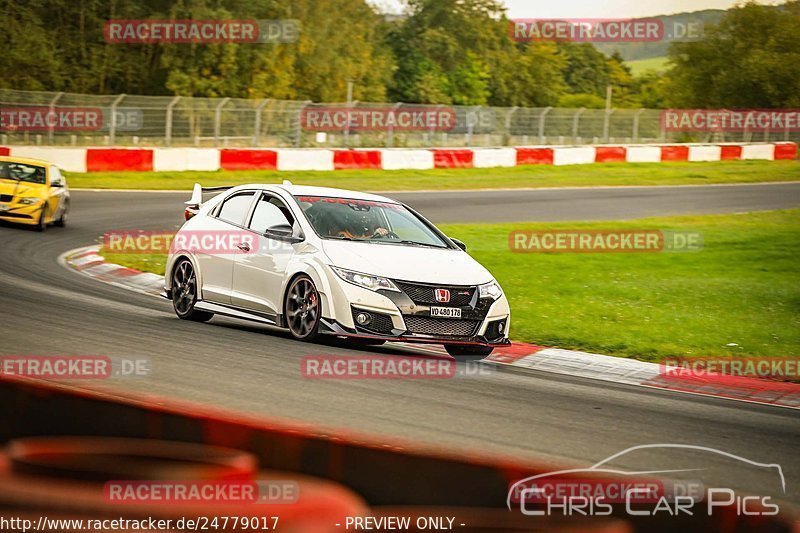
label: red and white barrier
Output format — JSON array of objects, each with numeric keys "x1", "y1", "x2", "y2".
[
  {"x1": 276, "y1": 149, "x2": 334, "y2": 171},
  {"x1": 553, "y1": 146, "x2": 596, "y2": 166},
  {"x1": 7, "y1": 146, "x2": 89, "y2": 173},
  {"x1": 473, "y1": 148, "x2": 517, "y2": 168},
  {"x1": 625, "y1": 146, "x2": 661, "y2": 163},
  {"x1": 154, "y1": 148, "x2": 221, "y2": 171},
  {"x1": 742, "y1": 143, "x2": 776, "y2": 160},
  {"x1": 0, "y1": 142, "x2": 795, "y2": 173},
  {"x1": 379, "y1": 149, "x2": 434, "y2": 170}
]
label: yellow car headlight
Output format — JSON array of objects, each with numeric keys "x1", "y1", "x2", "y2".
[{"x1": 17, "y1": 197, "x2": 40, "y2": 205}]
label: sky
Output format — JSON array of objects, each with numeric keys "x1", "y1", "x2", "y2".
[{"x1": 371, "y1": 0, "x2": 786, "y2": 18}]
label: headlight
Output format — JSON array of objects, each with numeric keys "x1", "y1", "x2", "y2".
[
  {"x1": 479, "y1": 281, "x2": 503, "y2": 300},
  {"x1": 332, "y1": 267, "x2": 400, "y2": 292},
  {"x1": 18, "y1": 197, "x2": 40, "y2": 205}
]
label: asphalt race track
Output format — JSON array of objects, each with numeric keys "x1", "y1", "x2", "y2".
[{"x1": 1, "y1": 182, "x2": 799, "y2": 507}]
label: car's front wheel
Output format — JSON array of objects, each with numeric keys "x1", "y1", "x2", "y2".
[
  {"x1": 171, "y1": 259, "x2": 213, "y2": 322},
  {"x1": 36, "y1": 205, "x2": 47, "y2": 232},
  {"x1": 445, "y1": 344, "x2": 494, "y2": 360},
  {"x1": 284, "y1": 275, "x2": 321, "y2": 342}
]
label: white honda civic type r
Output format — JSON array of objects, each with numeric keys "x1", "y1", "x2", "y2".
[{"x1": 164, "y1": 182, "x2": 510, "y2": 358}]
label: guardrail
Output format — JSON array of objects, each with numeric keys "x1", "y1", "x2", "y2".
[{"x1": 2, "y1": 88, "x2": 799, "y2": 148}]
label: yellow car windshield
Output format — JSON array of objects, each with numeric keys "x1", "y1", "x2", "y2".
[{"x1": 0, "y1": 162, "x2": 46, "y2": 184}]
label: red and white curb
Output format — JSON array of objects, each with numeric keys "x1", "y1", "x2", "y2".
[
  {"x1": 484, "y1": 346, "x2": 800, "y2": 410},
  {"x1": 59, "y1": 245, "x2": 164, "y2": 297},
  {"x1": 2, "y1": 141, "x2": 796, "y2": 173},
  {"x1": 60, "y1": 245, "x2": 800, "y2": 409}
]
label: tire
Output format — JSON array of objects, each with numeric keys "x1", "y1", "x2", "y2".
[
  {"x1": 54, "y1": 201, "x2": 68, "y2": 227},
  {"x1": 171, "y1": 259, "x2": 213, "y2": 322},
  {"x1": 445, "y1": 344, "x2": 494, "y2": 360},
  {"x1": 36, "y1": 205, "x2": 47, "y2": 232},
  {"x1": 284, "y1": 274, "x2": 321, "y2": 342}
]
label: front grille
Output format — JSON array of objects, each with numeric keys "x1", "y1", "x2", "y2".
[
  {"x1": 395, "y1": 281, "x2": 475, "y2": 306},
  {"x1": 0, "y1": 195, "x2": 13, "y2": 203},
  {"x1": 403, "y1": 316, "x2": 478, "y2": 337},
  {"x1": 352, "y1": 308, "x2": 395, "y2": 335}
]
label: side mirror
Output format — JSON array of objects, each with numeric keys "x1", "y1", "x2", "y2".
[
  {"x1": 51, "y1": 179, "x2": 65, "y2": 188},
  {"x1": 451, "y1": 238, "x2": 467, "y2": 251},
  {"x1": 265, "y1": 223, "x2": 303, "y2": 243}
]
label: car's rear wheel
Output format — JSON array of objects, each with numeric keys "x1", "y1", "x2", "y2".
[
  {"x1": 284, "y1": 275, "x2": 321, "y2": 342},
  {"x1": 445, "y1": 344, "x2": 494, "y2": 360},
  {"x1": 171, "y1": 259, "x2": 213, "y2": 322},
  {"x1": 54, "y1": 201, "x2": 68, "y2": 227}
]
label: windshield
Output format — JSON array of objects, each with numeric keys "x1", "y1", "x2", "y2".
[
  {"x1": 0, "y1": 162, "x2": 46, "y2": 184},
  {"x1": 295, "y1": 195, "x2": 449, "y2": 248}
]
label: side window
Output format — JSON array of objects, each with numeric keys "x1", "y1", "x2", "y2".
[
  {"x1": 50, "y1": 166, "x2": 65, "y2": 187},
  {"x1": 217, "y1": 191, "x2": 256, "y2": 226},
  {"x1": 249, "y1": 194, "x2": 293, "y2": 233}
]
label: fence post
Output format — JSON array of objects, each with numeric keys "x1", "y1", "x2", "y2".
[
  {"x1": 602, "y1": 108, "x2": 614, "y2": 143},
  {"x1": 429, "y1": 105, "x2": 443, "y2": 145},
  {"x1": 109, "y1": 93, "x2": 126, "y2": 146},
  {"x1": 295, "y1": 101, "x2": 311, "y2": 147},
  {"x1": 47, "y1": 92, "x2": 64, "y2": 145},
  {"x1": 504, "y1": 107, "x2": 518, "y2": 147},
  {"x1": 214, "y1": 97, "x2": 230, "y2": 147},
  {"x1": 632, "y1": 108, "x2": 645, "y2": 143},
  {"x1": 538, "y1": 107, "x2": 551, "y2": 144},
  {"x1": 387, "y1": 102, "x2": 402, "y2": 147},
  {"x1": 572, "y1": 108, "x2": 585, "y2": 144},
  {"x1": 344, "y1": 100, "x2": 358, "y2": 148},
  {"x1": 253, "y1": 98, "x2": 271, "y2": 147},
  {"x1": 165, "y1": 96, "x2": 181, "y2": 147}
]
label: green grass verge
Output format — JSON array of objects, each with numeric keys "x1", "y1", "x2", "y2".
[
  {"x1": 67, "y1": 160, "x2": 799, "y2": 192},
  {"x1": 626, "y1": 56, "x2": 670, "y2": 75},
  {"x1": 99, "y1": 209, "x2": 800, "y2": 362}
]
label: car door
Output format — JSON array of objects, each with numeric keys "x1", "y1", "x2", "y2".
[
  {"x1": 47, "y1": 166, "x2": 67, "y2": 220},
  {"x1": 197, "y1": 190, "x2": 257, "y2": 304},
  {"x1": 231, "y1": 191, "x2": 298, "y2": 318}
]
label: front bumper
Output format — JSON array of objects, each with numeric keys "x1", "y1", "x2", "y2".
[
  {"x1": 323, "y1": 275, "x2": 511, "y2": 346},
  {"x1": 0, "y1": 202, "x2": 42, "y2": 225},
  {"x1": 319, "y1": 317, "x2": 511, "y2": 346}
]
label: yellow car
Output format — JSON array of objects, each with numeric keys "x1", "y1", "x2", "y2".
[{"x1": 0, "y1": 156, "x2": 70, "y2": 231}]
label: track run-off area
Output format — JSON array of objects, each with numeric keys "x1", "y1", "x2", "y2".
[{"x1": 1, "y1": 181, "x2": 798, "y2": 506}]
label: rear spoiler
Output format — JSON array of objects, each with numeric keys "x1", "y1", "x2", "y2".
[
  {"x1": 185, "y1": 183, "x2": 233, "y2": 208},
  {"x1": 184, "y1": 184, "x2": 234, "y2": 220}
]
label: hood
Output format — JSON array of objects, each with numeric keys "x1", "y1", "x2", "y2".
[
  {"x1": 0, "y1": 179, "x2": 44, "y2": 198},
  {"x1": 321, "y1": 239, "x2": 495, "y2": 285}
]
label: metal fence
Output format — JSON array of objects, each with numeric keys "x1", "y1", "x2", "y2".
[{"x1": 1, "y1": 89, "x2": 797, "y2": 148}]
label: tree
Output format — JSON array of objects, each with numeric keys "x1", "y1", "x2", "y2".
[{"x1": 665, "y1": 1, "x2": 800, "y2": 107}]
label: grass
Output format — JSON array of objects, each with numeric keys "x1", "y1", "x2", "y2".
[
  {"x1": 443, "y1": 210, "x2": 800, "y2": 361},
  {"x1": 99, "y1": 209, "x2": 800, "y2": 362},
  {"x1": 66, "y1": 160, "x2": 799, "y2": 192},
  {"x1": 626, "y1": 56, "x2": 670, "y2": 75}
]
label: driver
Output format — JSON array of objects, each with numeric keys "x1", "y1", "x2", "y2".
[{"x1": 328, "y1": 212, "x2": 390, "y2": 239}]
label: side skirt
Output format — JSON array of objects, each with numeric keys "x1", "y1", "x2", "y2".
[{"x1": 194, "y1": 301, "x2": 280, "y2": 327}]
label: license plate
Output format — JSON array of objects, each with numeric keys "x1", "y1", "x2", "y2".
[{"x1": 430, "y1": 307, "x2": 461, "y2": 319}]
